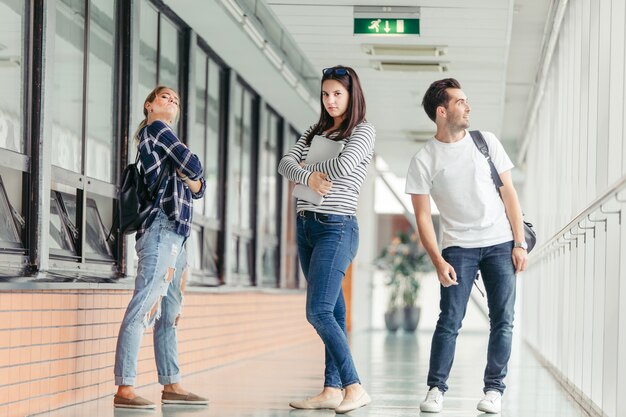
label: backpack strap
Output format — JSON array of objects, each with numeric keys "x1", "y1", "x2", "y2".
[{"x1": 469, "y1": 130, "x2": 503, "y2": 190}]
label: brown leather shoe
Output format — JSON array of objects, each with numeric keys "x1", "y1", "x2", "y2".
[
  {"x1": 113, "y1": 395, "x2": 156, "y2": 409},
  {"x1": 161, "y1": 391, "x2": 209, "y2": 405}
]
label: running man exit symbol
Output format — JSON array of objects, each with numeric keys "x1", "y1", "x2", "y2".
[{"x1": 368, "y1": 19, "x2": 381, "y2": 32}]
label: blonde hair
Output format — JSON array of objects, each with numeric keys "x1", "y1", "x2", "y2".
[{"x1": 133, "y1": 85, "x2": 181, "y2": 143}]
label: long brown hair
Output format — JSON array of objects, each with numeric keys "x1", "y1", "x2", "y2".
[
  {"x1": 133, "y1": 85, "x2": 181, "y2": 143},
  {"x1": 305, "y1": 65, "x2": 367, "y2": 144}
]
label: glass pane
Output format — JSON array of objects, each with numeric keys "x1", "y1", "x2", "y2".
[
  {"x1": 159, "y1": 17, "x2": 180, "y2": 95},
  {"x1": 230, "y1": 83, "x2": 243, "y2": 229},
  {"x1": 61, "y1": 192, "x2": 112, "y2": 258},
  {"x1": 204, "y1": 59, "x2": 221, "y2": 219},
  {"x1": 191, "y1": 50, "x2": 207, "y2": 216},
  {"x1": 85, "y1": 198, "x2": 113, "y2": 258},
  {"x1": 49, "y1": 193, "x2": 75, "y2": 253},
  {"x1": 238, "y1": 239, "x2": 249, "y2": 275},
  {"x1": 230, "y1": 235, "x2": 238, "y2": 273},
  {"x1": 0, "y1": 177, "x2": 20, "y2": 245},
  {"x1": 51, "y1": 0, "x2": 85, "y2": 172},
  {"x1": 0, "y1": 0, "x2": 24, "y2": 153},
  {"x1": 262, "y1": 245, "x2": 277, "y2": 287},
  {"x1": 188, "y1": 227, "x2": 202, "y2": 271},
  {"x1": 86, "y1": 0, "x2": 116, "y2": 182},
  {"x1": 138, "y1": 0, "x2": 157, "y2": 89},
  {"x1": 240, "y1": 91, "x2": 253, "y2": 229},
  {"x1": 260, "y1": 112, "x2": 279, "y2": 236},
  {"x1": 203, "y1": 228, "x2": 219, "y2": 276},
  {"x1": 133, "y1": 0, "x2": 158, "y2": 145}
]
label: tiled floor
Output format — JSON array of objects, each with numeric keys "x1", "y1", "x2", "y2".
[{"x1": 37, "y1": 330, "x2": 589, "y2": 417}]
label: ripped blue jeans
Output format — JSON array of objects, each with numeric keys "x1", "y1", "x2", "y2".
[{"x1": 114, "y1": 210, "x2": 187, "y2": 386}]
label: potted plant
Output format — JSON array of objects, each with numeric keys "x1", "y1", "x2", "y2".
[{"x1": 377, "y1": 232, "x2": 434, "y2": 332}]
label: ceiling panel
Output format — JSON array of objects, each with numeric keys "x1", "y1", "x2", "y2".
[{"x1": 269, "y1": 0, "x2": 527, "y2": 176}]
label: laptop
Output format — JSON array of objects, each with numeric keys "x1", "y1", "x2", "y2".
[{"x1": 293, "y1": 135, "x2": 344, "y2": 205}]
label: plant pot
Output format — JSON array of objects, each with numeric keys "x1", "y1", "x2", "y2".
[
  {"x1": 384, "y1": 308, "x2": 402, "y2": 332},
  {"x1": 403, "y1": 306, "x2": 421, "y2": 332}
]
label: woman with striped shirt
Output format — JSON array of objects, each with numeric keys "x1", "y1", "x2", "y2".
[{"x1": 278, "y1": 66, "x2": 375, "y2": 414}]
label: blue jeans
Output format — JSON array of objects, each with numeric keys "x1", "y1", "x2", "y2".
[
  {"x1": 115, "y1": 210, "x2": 188, "y2": 386},
  {"x1": 428, "y1": 241, "x2": 516, "y2": 394},
  {"x1": 297, "y1": 211, "x2": 360, "y2": 388}
]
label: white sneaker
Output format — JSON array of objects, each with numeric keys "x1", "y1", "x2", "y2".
[
  {"x1": 420, "y1": 387, "x2": 443, "y2": 413},
  {"x1": 477, "y1": 390, "x2": 501, "y2": 413}
]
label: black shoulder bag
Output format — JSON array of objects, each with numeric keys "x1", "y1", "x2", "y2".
[
  {"x1": 118, "y1": 153, "x2": 170, "y2": 235},
  {"x1": 469, "y1": 130, "x2": 537, "y2": 253}
]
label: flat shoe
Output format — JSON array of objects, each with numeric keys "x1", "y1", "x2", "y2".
[
  {"x1": 113, "y1": 395, "x2": 156, "y2": 409},
  {"x1": 335, "y1": 391, "x2": 371, "y2": 414},
  {"x1": 161, "y1": 391, "x2": 209, "y2": 405},
  {"x1": 289, "y1": 394, "x2": 343, "y2": 409}
]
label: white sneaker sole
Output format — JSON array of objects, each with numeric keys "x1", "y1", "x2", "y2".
[{"x1": 477, "y1": 403, "x2": 500, "y2": 413}]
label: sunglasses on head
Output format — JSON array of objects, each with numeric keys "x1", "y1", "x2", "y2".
[{"x1": 322, "y1": 68, "x2": 349, "y2": 77}]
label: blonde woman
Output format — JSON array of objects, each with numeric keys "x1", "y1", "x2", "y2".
[{"x1": 113, "y1": 86, "x2": 208, "y2": 409}]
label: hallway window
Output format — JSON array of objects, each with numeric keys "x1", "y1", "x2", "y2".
[
  {"x1": 0, "y1": 1, "x2": 28, "y2": 263},
  {"x1": 86, "y1": 0, "x2": 116, "y2": 183},
  {"x1": 282, "y1": 127, "x2": 302, "y2": 289},
  {"x1": 51, "y1": 0, "x2": 85, "y2": 173},
  {"x1": 0, "y1": 0, "x2": 25, "y2": 154},
  {"x1": 186, "y1": 43, "x2": 226, "y2": 286},
  {"x1": 258, "y1": 108, "x2": 283, "y2": 287},
  {"x1": 46, "y1": 0, "x2": 118, "y2": 276},
  {"x1": 0, "y1": 177, "x2": 23, "y2": 250},
  {"x1": 229, "y1": 80, "x2": 259, "y2": 286},
  {"x1": 131, "y1": 0, "x2": 183, "y2": 141}
]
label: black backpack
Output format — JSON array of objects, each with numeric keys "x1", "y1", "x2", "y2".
[{"x1": 118, "y1": 153, "x2": 170, "y2": 234}]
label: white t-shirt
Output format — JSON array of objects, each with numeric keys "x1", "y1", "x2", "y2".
[{"x1": 405, "y1": 130, "x2": 514, "y2": 249}]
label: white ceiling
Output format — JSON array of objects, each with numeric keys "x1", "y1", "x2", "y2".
[{"x1": 267, "y1": 0, "x2": 551, "y2": 177}]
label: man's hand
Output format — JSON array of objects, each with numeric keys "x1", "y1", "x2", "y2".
[
  {"x1": 512, "y1": 248, "x2": 528, "y2": 273},
  {"x1": 307, "y1": 172, "x2": 332, "y2": 196},
  {"x1": 435, "y1": 259, "x2": 458, "y2": 287}
]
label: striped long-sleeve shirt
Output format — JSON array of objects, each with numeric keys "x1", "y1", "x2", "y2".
[
  {"x1": 278, "y1": 122, "x2": 375, "y2": 215},
  {"x1": 137, "y1": 120, "x2": 206, "y2": 238}
]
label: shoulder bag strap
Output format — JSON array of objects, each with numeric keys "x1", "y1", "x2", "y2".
[
  {"x1": 469, "y1": 130, "x2": 503, "y2": 191},
  {"x1": 147, "y1": 159, "x2": 170, "y2": 200}
]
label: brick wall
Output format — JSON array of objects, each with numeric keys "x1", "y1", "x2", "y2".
[{"x1": 0, "y1": 290, "x2": 314, "y2": 417}]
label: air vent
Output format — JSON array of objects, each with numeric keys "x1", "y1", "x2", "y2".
[
  {"x1": 406, "y1": 131, "x2": 436, "y2": 142},
  {"x1": 362, "y1": 44, "x2": 447, "y2": 56},
  {"x1": 375, "y1": 61, "x2": 448, "y2": 72}
]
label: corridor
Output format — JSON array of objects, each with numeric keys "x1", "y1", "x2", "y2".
[{"x1": 38, "y1": 330, "x2": 588, "y2": 417}]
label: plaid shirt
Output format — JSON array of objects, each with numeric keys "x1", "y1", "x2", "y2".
[{"x1": 137, "y1": 120, "x2": 206, "y2": 238}]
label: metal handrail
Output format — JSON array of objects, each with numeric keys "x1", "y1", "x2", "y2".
[{"x1": 531, "y1": 174, "x2": 626, "y2": 258}]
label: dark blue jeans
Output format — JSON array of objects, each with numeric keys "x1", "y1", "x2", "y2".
[
  {"x1": 297, "y1": 211, "x2": 360, "y2": 388},
  {"x1": 428, "y1": 241, "x2": 516, "y2": 394}
]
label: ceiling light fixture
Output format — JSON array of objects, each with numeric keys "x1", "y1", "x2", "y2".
[
  {"x1": 0, "y1": 57, "x2": 20, "y2": 67},
  {"x1": 406, "y1": 130, "x2": 436, "y2": 142},
  {"x1": 375, "y1": 61, "x2": 448, "y2": 72},
  {"x1": 263, "y1": 43, "x2": 284, "y2": 69},
  {"x1": 220, "y1": 0, "x2": 245, "y2": 23},
  {"x1": 242, "y1": 16, "x2": 265, "y2": 49},
  {"x1": 281, "y1": 65, "x2": 298, "y2": 87},
  {"x1": 295, "y1": 83, "x2": 310, "y2": 102},
  {"x1": 363, "y1": 44, "x2": 447, "y2": 56}
]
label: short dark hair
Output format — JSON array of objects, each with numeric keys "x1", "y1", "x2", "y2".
[
  {"x1": 422, "y1": 78, "x2": 462, "y2": 122},
  {"x1": 305, "y1": 65, "x2": 367, "y2": 144}
]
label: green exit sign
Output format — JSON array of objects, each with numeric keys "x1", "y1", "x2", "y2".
[{"x1": 354, "y1": 18, "x2": 420, "y2": 35}]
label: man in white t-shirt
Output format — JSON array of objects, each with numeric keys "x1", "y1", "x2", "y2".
[{"x1": 405, "y1": 78, "x2": 528, "y2": 414}]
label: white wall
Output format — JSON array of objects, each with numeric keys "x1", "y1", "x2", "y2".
[{"x1": 521, "y1": 1, "x2": 626, "y2": 417}]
